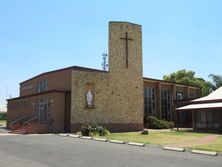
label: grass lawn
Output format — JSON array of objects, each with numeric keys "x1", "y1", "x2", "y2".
[
  {"x1": 0, "y1": 120, "x2": 6, "y2": 126},
  {"x1": 105, "y1": 131, "x2": 222, "y2": 152}
]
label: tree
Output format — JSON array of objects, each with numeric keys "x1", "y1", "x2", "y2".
[
  {"x1": 163, "y1": 69, "x2": 212, "y2": 96},
  {"x1": 208, "y1": 74, "x2": 222, "y2": 90}
]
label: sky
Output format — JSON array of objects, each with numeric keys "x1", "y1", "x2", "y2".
[{"x1": 0, "y1": 0, "x2": 222, "y2": 111}]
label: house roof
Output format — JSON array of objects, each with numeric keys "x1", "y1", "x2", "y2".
[
  {"x1": 177, "y1": 87, "x2": 222, "y2": 111},
  {"x1": 176, "y1": 102, "x2": 222, "y2": 111},
  {"x1": 192, "y1": 87, "x2": 222, "y2": 102}
]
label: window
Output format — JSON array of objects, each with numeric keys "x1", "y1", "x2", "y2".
[
  {"x1": 189, "y1": 92, "x2": 197, "y2": 99},
  {"x1": 37, "y1": 80, "x2": 48, "y2": 93},
  {"x1": 200, "y1": 111, "x2": 207, "y2": 122},
  {"x1": 176, "y1": 91, "x2": 188, "y2": 122},
  {"x1": 161, "y1": 90, "x2": 172, "y2": 121},
  {"x1": 176, "y1": 91, "x2": 184, "y2": 100},
  {"x1": 144, "y1": 87, "x2": 156, "y2": 116}
]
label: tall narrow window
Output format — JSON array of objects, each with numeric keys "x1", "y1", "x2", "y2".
[
  {"x1": 144, "y1": 87, "x2": 156, "y2": 116},
  {"x1": 176, "y1": 91, "x2": 186, "y2": 122},
  {"x1": 37, "y1": 80, "x2": 48, "y2": 93},
  {"x1": 161, "y1": 90, "x2": 172, "y2": 121}
]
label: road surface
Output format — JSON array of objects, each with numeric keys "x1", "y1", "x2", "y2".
[{"x1": 0, "y1": 134, "x2": 221, "y2": 167}]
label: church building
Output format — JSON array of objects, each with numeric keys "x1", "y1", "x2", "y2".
[{"x1": 7, "y1": 21, "x2": 200, "y2": 134}]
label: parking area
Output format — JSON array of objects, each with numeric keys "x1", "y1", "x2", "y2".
[{"x1": 0, "y1": 134, "x2": 221, "y2": 167}]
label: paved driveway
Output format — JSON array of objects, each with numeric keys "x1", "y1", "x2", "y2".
[{"x1": 0, "y1": 134, "x2": 221, "y2": 167}]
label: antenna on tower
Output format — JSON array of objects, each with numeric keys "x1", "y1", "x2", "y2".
[{"x1": 101, "y1": 53, "x2": 108, "y2": 71}]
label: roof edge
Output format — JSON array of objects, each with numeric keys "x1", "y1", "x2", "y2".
[
  {"x1": 7, "y1": 90, "x2": 71, "y2": 101},
  {"x1": 20, "y1": 66, "x2": 108, "y2": 85},
  {"x1": 190, "y1": 99, "x2": 222, "y2": 104},
  {"x1": 143, "y1": 77, "x2": 201, "y2": 89},
  {"x1": 109, "y1": 21, "x2": 141, "y2": 27}
]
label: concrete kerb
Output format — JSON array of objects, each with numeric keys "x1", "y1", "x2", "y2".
[
  {"x1": 81, "y1": 136, "x2": 93, "y2": 140},
  {"x1": 109, "y1": 140, "x2": 125, "y2": 144},
  {"x1": 58, "y1": 133, "x2": 69, "y2": 137},
  {"x1": 93, "y1": 138, "x2": 108, "y2": 142},
  {"x1": 57, "y1": 135, "x2": 221, "y2": 156},
  {"x1": 28, "y1": 134, "x2": 54, "y2": 136},
  {"x1": 163, "y1": 146, "x2": 185, "y2": 152},
  {"x1": 191, "y1": 149, "x2": 218, "y2": 156},
  {"x1": 128, "y1": 142, "x2": 145, "y2": 147},
  {"x1": 68, "y1": 134, "x2": 81, "y2": 138}
]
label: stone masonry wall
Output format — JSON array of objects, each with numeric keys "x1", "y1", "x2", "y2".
[{"x1": 71, "y1": 22, "x2": 144, "y2": 132}]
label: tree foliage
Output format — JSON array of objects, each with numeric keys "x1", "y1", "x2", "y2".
[
  {"x1": 163, "y1": 69, "x2": 212, "y2": 96},
  {"x1": 208, "y1": 74, "x2": 222, "y2": 90}
]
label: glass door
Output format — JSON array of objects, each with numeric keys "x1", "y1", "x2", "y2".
[{"x1": 36, "y1": 98, "x2": 50, "y2": 123}]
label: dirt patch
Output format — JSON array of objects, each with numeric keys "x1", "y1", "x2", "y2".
[{"x1": 167, "y1": 135, "x2": 219, "y2": 148}]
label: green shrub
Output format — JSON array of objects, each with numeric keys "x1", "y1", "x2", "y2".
[
  {"x1": 145, "y1": 116, "x2": 175, "y2": 129},
  {"x1": 81, "y1": 124, "x2": 110, "y2": 136},
  {"x1": 146, "y1": 116, "x2": 161, "y2": 129},
  {"x1": 81, "y1": 124, "x2": 91, "y2": 136},
  {"x1": 99, "y1": 128, "x2": 110, "y2": 136},
  {"x1": 160, "y1": 120, "x2": 175, "y2": 129}
]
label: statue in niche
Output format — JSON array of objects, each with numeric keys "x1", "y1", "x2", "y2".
[{"x1": 86, "y1": 89, "x2": 93, "y2": 107}]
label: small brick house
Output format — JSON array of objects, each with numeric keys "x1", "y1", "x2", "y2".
[
  {"x1": 7, "y1": 21, "x2": 200, "y2": 134},
  {"x1": 177, "y1": 87, "x2": 222, "y2": 131}
]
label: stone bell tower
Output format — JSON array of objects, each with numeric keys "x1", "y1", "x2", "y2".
[
  {"x1": 107, "y1": 21, "x2": 144, "y2": 131},
  {"x1": 109, "y1": 21, "x2": 143, "y2": 76},
  {"x1": 71, "y1": 21, "x2": 144, "y2": 132}
]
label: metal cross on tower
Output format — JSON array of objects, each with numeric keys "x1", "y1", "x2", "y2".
[{"x1": 120, "y1": 32, "x2": 133, "y2": 68}]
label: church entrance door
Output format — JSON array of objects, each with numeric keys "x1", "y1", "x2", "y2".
[{"x1": 36, "y1": 98, "x2": 50, "y2": 123}]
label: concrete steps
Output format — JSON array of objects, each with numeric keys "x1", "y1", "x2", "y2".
[{"x1": 11, "y1": 126, "x2": 27, "y2": 134}]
